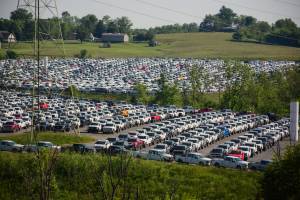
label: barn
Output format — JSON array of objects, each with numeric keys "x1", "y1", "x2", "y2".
[{"x1": 101, "y1": 33, "x2": 129, "y2": 43}]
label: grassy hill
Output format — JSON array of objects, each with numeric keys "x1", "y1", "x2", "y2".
[{"x1": 1, "y1": 32, "x2": 300, "y2": 60}]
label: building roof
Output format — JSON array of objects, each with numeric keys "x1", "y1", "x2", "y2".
[{"x1": 0, "y1": 31, "x2": 11, "y2": 39}]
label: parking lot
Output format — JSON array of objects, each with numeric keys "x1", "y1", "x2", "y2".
[
  {"x1": 0, "y1": 58, "x2": 296, "y2": 94},
  {"x1": 0, "y1": 89, "x2": 292, "y2": 170}
]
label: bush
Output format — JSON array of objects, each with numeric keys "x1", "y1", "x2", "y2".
[
  {"x1": 79, "y1": 49, "x2": 88, "y2": 58},
  {"x1": 5, "y1": 50, "x2": 18, "y2": 59},
  {"x1": 263, "y1": 144, "x2": 300, "y2": 200},
  {"x1": 101, "y1": 42, "x2": 111, "y2": 48}
]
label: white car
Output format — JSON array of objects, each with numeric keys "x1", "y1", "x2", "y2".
[
  {"x1": 94, "y1": 140, "x2": 111, "y2": 151},
  {"x1": 102, "y1": 122, "x2": 117, "y2": 133},
  {"x1": 175, "y1": 152, "x2": 211, "y2": 165},
  {"x1": 137, "y1": 134, "x2": 152, "y2": 146}
]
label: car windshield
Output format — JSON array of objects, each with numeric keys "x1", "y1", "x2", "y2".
[
  {"x1": 240, "y1": 147, "x2": 249, "y2": 151},
  {"x1": 127, "y1": 138, "x2": 136, "y2": 142},
  {"x1": 138, "y1": 135, "x2": 146, "y2": 139},
  {"x1": 96, "y1": 141, "x2": 106, "y2": 145},
  {"x1": 155, "y1": 145, "x2": 165, "y2": 149},
  {"x1": 211, "y1": 148, "x2": 222, "y2": 153},
  {"x1": 38, "y1": 142, "x2": 52, "y2": 147}
]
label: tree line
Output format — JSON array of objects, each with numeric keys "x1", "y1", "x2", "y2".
[
  {"x1": 133, "y1": 63, "x2": 300, "y2": 117},
  {"x1": 1, "y1": 6, "x2": 299, "y2": 46}
]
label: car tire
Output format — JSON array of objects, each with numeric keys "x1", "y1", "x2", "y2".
[
  {"x1": 214, "y1": 163, "x2": 220, "y2": 167},
  {"x1": 236, "y1": 165, "x2": 242, "y2": 169}
]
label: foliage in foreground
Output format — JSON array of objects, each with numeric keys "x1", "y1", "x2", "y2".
[
  {"x1": 0, "y1": 132, "x2": 95, "y2": 145},
  {"x1": 0, "y1": 152, "x2": 262, "y2": 200},
  {"x1": 263, "y1": 143, "x2": 300, "y2": 200}
]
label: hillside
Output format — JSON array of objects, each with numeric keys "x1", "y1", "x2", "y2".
[
  {"x1": 1, "y1": 32, "x2": 300, "y2": 60},
  {"x1": 0, "y1": 152, "x2": 262, "y2": 200}
]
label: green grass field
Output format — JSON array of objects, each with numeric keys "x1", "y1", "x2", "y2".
[
  {"x1": 0, "y1": 132, "x2": 95, "y2": 145},
  {"x1": 1, "y1": 32, "x2": 299, "y2": 60}
]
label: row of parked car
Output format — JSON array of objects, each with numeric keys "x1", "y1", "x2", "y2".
[
  {"x1": 0, "y1": 91, "x2": 190, "y2": 134},
  {"x1": 1, "y1": 58, "x2": 295, "y2": 94},
  {"x1": 209, "y1": 118, "x2": 290, "y2": 161},
  {"x1": 1, "y1": 113, "x2": 285, "y2": 171}
]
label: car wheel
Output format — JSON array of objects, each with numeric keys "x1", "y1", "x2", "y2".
[
  {"x1": 236, "y1": 165, "x2": 242, "y2": 170},
  {"x1": 214, "y1": 163, "x2": 220, "y2": 167}
]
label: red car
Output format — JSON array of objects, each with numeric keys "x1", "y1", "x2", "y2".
[
  {"x1": 127, "y1": 138, "x2": 144, "y2": 150},
  {"x1": 2, "y1": 121, "x2": 21, "y2": 133},
  {"x1": 39, "y1": 102, "x2": 49, "y2": 110},
  {"x1": 227, "y1": 150, "x2": 246, "y2": 161},
  {"x1": 151, "y1": 113, "x2": 161, "y2": 122}
]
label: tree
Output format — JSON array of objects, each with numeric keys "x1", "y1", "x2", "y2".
[
  {"x1": 65, "y1": 85, "x2": 81, "y2": 97},
  {"x1": 116, "y1": 16, "x2": 132, "y2": 33},
  {"x1": 189, "y1": 65, "x2": 205, "y2": 108},
  {"x1": 10, "y1": 8, "x2": 32, "y2": 21},
  {"x1": 263, "y1": 144, "x2": 300, "y2": 200},
  {"x1": 238, "y1": 15, "x2": 257, "y2": 27},
  {"x1": 107, "y1": 20, "x2": 119, "y2": 33},
  {"x1": 216, "y1": 6, "x2": 237, "y2": 26},
  {"x1": 77, "y1": 27, "x2": 88, "y2": 43},
  {"x1": 95, "y1": 20, "x2": 106, "y2": 38},
  {"x1": 80, "y1": 14, "x2": 98, "y2": 34},
  {"x1": 155, "y1": 74, "x2": 182, "y2": 106},
  {"x1": 134, "y1": 83, "x2": 150, "y2": 105}
]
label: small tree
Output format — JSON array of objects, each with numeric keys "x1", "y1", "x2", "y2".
[
  {"x1": 65, "y1": 85, "x2": 80, "y2": 97},
  {"x1": 134, "y1": 83, "x2": 150, "y2": 105}
]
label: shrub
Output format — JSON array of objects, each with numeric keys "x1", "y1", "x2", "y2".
[
  {"x1": 263, "y1": 144, "x2": 300, "y2": 200},
  {"x1": 5, "y1": 50, "x2": 18, "y2": 59},
  {"x1": 79, "y1": 49, "x2": 88, "y2": 58}
]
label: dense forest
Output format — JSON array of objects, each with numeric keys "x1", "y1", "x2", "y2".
[{"x1": 0, "y1": 6, "x2": 299, "y2": 46}]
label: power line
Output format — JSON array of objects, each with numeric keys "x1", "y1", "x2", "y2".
[
  {"x1": 212, "y1": 0, "x2": 300, "y2": 20},
  {"x1": 135, "y1": 0, "x2": 201, "y2": 20},
  {"x1": 88, "y1": 0, "x2": 178, "y2": 24},
  {"x1": 271, "y1": 0, "x2": 300, "y2": 7}
]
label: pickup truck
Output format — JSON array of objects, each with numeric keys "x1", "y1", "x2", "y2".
[
  {"x1": 212, "y1": 156, "x2": 249, "y2": 169},
  {"x1": 175, "y1": 152, "x2": 211, "y2": 165},
  {"x1": 138, "y1": 134, "x2": 152, "y2": 146},
  {"x1": 127, "y1": 138, "x2": 144, "y2": 150},
  {"x1": 94, "y1": 140, "x2": 111, "y2": 151},
  {"x1": 102, "y1": 122, "x2": 117, "y2": 133},
  {"x1": 24, "y1": 141, "x2": 61, "y2": 152},
  {"x1": 0, "y1": 140, "x2": 24, "y2": 152},
  {"x1": 227, "y1": 150, "x2": 245, "y2": 161},
  {"x1": 249, "y1": 160, "x2": 273, "y2": 171},
  {"x1": 2, "y1": 121, "x2": 21, "y2": 132},
  {"x1": 135, "y1": 149, "x2": 174, "y2": 162}
]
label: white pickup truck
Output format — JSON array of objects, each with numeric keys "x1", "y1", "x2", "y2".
[
  {"x1": 212, "y1": 156, "x2": 249, "y2": 169},
  {"x1": 134, "y1": 149, "x2": 173, "y2": 162},
  {"x1": 175, "y1": 152, "x2": 211, "y2": 165}
]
